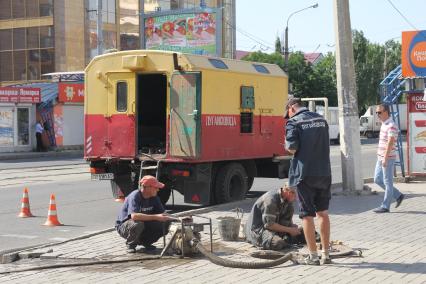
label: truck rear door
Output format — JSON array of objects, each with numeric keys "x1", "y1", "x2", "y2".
[
  {"x1": 105, "y1": 72, "x2": 136, "y2": 158},
  {"x1": 169, "y1": 72, "x2": 201, "y2": 158}
]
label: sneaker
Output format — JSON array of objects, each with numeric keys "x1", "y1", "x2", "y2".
[
  {"x1": 303, "y1": 256, "x2": 320, "y2": 265},
  {"x1": 373, "y1": 207, "x2": 389, "y2": 213},
  {"x1": 320, "y1": 257, "x2": 332, "y2": 265},
  {"x1": 126, "y1": 244, "x2": 137, "y2": 253},
  {"x1": 395, "y1": 194, "x2": 405, "y2": 208}
]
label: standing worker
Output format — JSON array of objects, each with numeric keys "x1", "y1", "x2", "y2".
[
  {"x1": 284, "y1": 97, "x2": 332, "y2": 265},
  {"x1": 35, "y1": 120, "x2": 44, "y2": 152},
  {"x1": 372, "y1": 104, "x2": 404, "y2": 213},
  {"x1": 115, "y1": 175, "x2": 174, "y2": 253}
]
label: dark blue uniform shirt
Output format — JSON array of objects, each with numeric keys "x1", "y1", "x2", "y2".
[
  {"x1": 116, "y1": 189, "x2": 165, "y2": 226},
  {"x1": 285, "y1": 108, "x2": 331, "y2": 187}
]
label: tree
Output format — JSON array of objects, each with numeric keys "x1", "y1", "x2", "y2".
[{"x1": 275, "y1": 36, "x2": 282, "y2": 54}]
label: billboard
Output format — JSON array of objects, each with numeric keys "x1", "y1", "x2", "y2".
[
  {"x1": 0, "y1": 107, "x2": 13, "y2": 146},
  {"x1": 58, "y1": 83, "x2": 84, "y2": 103},
  {"x1": 0, "y1": 87, "x2": 41, "y2": 103},
  {"x1": 402, "y1": 30, "x2": 426, "y2": 77},
  {"x1": 144, "y1": 10, "x2": 222, "y2": 56}
]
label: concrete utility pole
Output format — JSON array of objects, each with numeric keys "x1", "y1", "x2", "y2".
[
  {"x1": 97, "y1": 0, "x2": 103, "y2": 55},
  {"x1": 333, "y1": 0, "x2": 363, "y2": 192}
]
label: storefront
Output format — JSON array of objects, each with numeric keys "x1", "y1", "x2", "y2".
[{"x1": 0, "y1": 87, "x2": 40, "y2": 152}]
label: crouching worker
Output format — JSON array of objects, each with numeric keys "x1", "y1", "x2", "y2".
[
  {"x1": 115, "y1": 175, "x2": 175, "y2": 253},
  {"x1": 245, "y1": 185, "x2": 303, "y2": 250}
]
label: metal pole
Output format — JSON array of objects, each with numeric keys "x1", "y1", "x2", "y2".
[
  {"x1": 333, "y1": 0, "x2": 363, "y2": 192},
  {"x1": 97, "y1": 0, "x2": 103, "y2": 55},
  {"x1": 139, "y1": 0, "x2": 145, "y2": 49},
  {"x1": 284, "y1": 26, "x2": 289, "y2": 71},
  {"x1": 283, "y1": 4, "x2": 318, "y2": 72}
]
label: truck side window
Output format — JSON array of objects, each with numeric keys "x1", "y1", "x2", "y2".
[
  {"x1": 240, "y1": 112, "x2": 253, "y2": 133},
  {"x1": 116, "y1": 81, "x2": 127, "y2": 112}
]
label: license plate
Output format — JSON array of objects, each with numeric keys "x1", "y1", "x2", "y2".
[{"x1": 91, "y1": 173, "x2": 114, "y2": 180}]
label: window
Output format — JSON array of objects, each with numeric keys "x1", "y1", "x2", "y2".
[
  {"x1": 27, "y1": 27, "x2": 40, "y2": 49},
  {"x1": 40, "y1": 26, "x2": 54, "y2": 48},
  {"x1": 0, "y1": 51, "x2": 13, "y2": 81},
  {"x1": 17, "y1": 108, "x2": 29, "y2": 145},
  {"x1": 253, "y1": 64, "x2": 270, "y2": 74},
  {"x1": 39, "y1": 0, "x2": 53, "y2": 16},
  {"x1": 240, "y1": 112, "x2": 253, "y2": 133},
  {"x1": 0, "y1": 0, "x2": 12, "y2": 20},
  {"x1": 0, "y1": 29, "x2": 12, "y2": 51},
  {"x1": 13, "y1": 28, "x2": 26, "y2": 50},
  {"x1": 26, "y1": 0, "x2": 39, "y2": 18},
  {"x1": 12, "y1": 0, "x2": 25, "y2": 18},
  {"x1": 208, "y1": 58, "x2": 228, "y2": 69},
  {"x1": 116, "y1": 81, "x2": 128, "y2": 112}
]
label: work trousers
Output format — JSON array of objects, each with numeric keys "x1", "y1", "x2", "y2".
[{"x1": 116, "y1": 219, "x2": 169, "y2": 247}]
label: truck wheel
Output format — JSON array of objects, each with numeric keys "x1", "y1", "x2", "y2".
[
  {"x1": 111, "y1": 174, "x2": 138, "y2": 199},
  {"x1": 215, "y1": 163, "x2": 248, "y2": 204},
  {"x1": 157, "y1": 187, "x2": 171, "y2": 205},
  {"x1": 247, "y1": 176, "x2": 255, "y2": 192},
  {"x1": 366, "y1": 131, "x2": 373, "y2": 139}
]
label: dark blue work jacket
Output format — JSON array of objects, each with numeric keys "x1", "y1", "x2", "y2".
[{"x1": 285, "y1": 108, "x2": 331, "y2": 187}]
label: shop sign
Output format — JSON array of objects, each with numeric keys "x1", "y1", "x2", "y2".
[
  {"x1": 58, "y1": 83, "x2": 84, "y2": 103},
  {"x1": 0, "y1": 87, "x2": 41, "y2": 103},
  {"x1": 407, "y1": 93, "x2": 426, "y2": 176}
]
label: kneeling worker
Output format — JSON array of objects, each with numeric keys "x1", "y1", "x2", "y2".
[
  {"x1": 245, "y1": 185, "x2": 302, "y2": 250},
  {"x1": 115, "y1": 175, "x2": 175, "y2": 253}
]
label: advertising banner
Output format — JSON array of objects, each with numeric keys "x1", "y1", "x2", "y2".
[
  {"x1": 145, "y1": 11, "x2": 219, "y2": 56},
  {"x1": 402, "y1": 30, "x2": 426, "y2": 77},
  {"x1": 0, "y1": 107, "x2": 13, "y2": 146},
  {"x1": 407, "y1": 93, "x2": 426, "y2": 176},
  {"x1": 58, "y1": 83, "x2": 84, "y2": 103},
  {"x1": 0, "y1": 87, "x2": 41, "y2": 103}
]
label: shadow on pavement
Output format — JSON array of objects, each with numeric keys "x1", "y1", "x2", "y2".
[{"x1": 334, "y1": 261, "x2": 426, "y2": 274}]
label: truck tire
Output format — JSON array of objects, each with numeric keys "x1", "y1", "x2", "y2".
[
  {"x1": 111, "y1": 173, "x2": 138, "y2": 199},
  {"x1": 215, "y1": 163, "x2": 248, "y2": 204},
  {"x1": 366, "y1": 131, "x2": 374, "y2": 139},
  {"x1": 157, "y1": 186, "x2": 171, "y2": 205},
  {"x1": 247, "y1": 176, "x2": 255, "y2": 192}
]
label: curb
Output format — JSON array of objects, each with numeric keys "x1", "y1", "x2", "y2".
[
  {"x1": 0, "y1": 228, "x2": 114, "y2": 264},
  {"x1": 0, "y1": 150, "x2": 83, "y2": 161}
]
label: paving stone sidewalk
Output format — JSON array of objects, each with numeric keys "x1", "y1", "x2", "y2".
[{"x1": 0, "y1": 181, "x2": 425, "y2": 283}]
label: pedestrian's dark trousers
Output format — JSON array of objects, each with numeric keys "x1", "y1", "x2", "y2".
[
  {"x1": 116, "y1": 219, "x2": 169, "y2": 247},
  {"x1": 36, "y1": 133, "x2": 43, "y2": 152}
]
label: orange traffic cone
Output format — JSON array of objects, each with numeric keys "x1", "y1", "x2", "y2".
[
  {"x1": 18, "y1": 187, "x2": 34, "y2": 218},
  {"x1": 43, "y1": 194, "x2": 63, "y2": 226}
]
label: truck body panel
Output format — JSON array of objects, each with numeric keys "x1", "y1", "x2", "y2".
[{"x1": 84, "y1": 50, "x2": 289, "y2": 205}]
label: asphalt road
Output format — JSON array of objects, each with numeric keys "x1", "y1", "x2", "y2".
[{"x1": 0, "y1": 139, "x2": 406, "y2": 252}]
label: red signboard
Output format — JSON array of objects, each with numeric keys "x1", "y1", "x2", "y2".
[
  {"x1": 58, "y1": 83, "x2": 84, "y2": 103},
  {"x1": 407, "y1": 93, "x2": 426, "y2": 176},
  {"x1": 0, "y1": 87, "x2": 41, "y2": 103}
]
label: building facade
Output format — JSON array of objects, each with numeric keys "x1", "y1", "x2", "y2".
[{"x1": 0, "y1": 0, "x2": 235, "y2": 85}]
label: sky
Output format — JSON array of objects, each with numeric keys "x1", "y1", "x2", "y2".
[{"x1": 235, "y1": 0, "x2": 426, "y2": 54}]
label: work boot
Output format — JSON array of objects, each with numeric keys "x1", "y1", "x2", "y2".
[
  {"x1": 395, "y1": 194, "x2": 405, "y2": 208},
  {"x1": 126, "y1": 244, "x2": 137, "y2": 253},
  {"x1": 303, "y1": 255, "x2": 320, "y2": 265},
  {"x1": 143, "y1": 243, "x2": 156, "y2": 252}
]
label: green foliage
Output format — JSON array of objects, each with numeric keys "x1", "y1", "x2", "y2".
[
  {"x1": 241, "y1": 30, "x2": 401, "y2": 114},
  {"x1": 275, "y1": 36, "x2": 282, "y2": 54}
]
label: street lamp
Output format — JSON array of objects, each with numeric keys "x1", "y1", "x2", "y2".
[{"x1": 284, "y1": 3, "x2": 318, "y2": 72}]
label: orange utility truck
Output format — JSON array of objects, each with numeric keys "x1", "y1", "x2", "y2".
[{"x1": 85, "y1": 50, "x2": 290, "y2": 205}]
